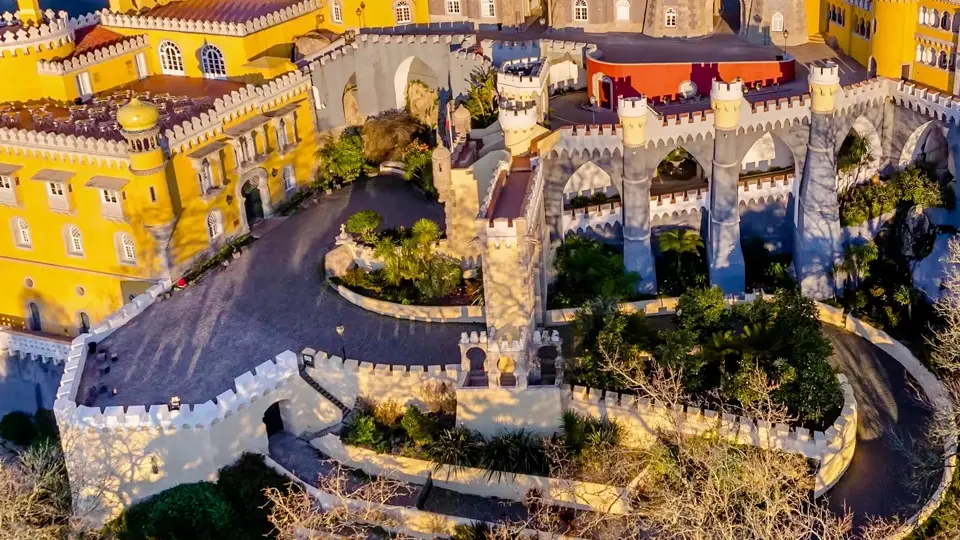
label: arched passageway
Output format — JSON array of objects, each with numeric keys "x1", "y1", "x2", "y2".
[
  {"x1": 837, "y1": 116, "x2": 883, "y2": 190},
  {"x1": 652, "y1": 147, "x2": 708, "y2": 196}
]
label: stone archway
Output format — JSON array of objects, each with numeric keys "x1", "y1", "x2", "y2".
[
  {"x1": 237, "y1": 168, "x2": 272, "y2": 233},
  {"x1": 837, "y1": 116, "x2": 883, "y2": 190},
  {"x1": 900, "y1": 120, "x2": 950, "y2": 174},
  {"x1": 652, "y1": 146, "x2": 710, "y2": 196},
  {"x1": 394, "y1": 56, "x2": 439, "y2": 111},
  {"x1": 263, "y1": 399, "x2": 295, "y2": 437}
]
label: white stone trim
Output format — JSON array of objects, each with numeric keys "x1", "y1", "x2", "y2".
[
  {"x1": 97, "y1": 0, "x2": 320, "y2": 38},
  {"x1": 0, "y1": 327, "x2": 71, "y2": 364},
  {"x1": 36, "y1": 34, "x2": 148, "y2": 75}
]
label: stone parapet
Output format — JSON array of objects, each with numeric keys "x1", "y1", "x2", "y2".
[
  {"x1": 0, "y1": 9, "x2": 80, "y2": 56},
  {"x1": 0, "y1": 126, "x2": 129, "y2": 164},
  {"x1": 37, "y1": 33, "x2": 147, "y2": 75},
  {"x1": 333, "y1": 284, "x2": 485, "y2": 323},
  {"x1": 98, "y1": 0, "x2": 319, "y2": 37},
  {"x1": 0, "y1": 328, "x2": 71, "y2": 364},
  {"x1": 890, "y1": 78, "x2": 960, "y2": 125}
]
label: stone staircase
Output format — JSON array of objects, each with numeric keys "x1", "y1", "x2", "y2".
[
  {"x1": 808, "y1": 33, "x2": 826, "y2": 44},
  {"x1": 299, "y1": 366, "x2": 350, "y2": 415}
]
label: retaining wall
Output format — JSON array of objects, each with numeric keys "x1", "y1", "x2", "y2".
[
  {"x1": 0, "y1": 327, "x2": 71, "y2": 363},
  {"x1": 334, "y1": 285, "x2": 485, "y2": 323},
  {"x1": 313, "y1": 434, "x2": 629, "y2": 514}
]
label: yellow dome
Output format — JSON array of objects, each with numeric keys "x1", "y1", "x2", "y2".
[{"x1": 117, "y1": 98, "x2": 159, "y2": 132}]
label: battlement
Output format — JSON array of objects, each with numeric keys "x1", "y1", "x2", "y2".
[
  {"x1": 617, "y1": 96, "x2": 649, "y2": 118},
  {"x1": 498, "y1": 57, "x2": 544, "y2": 84},
  {"x1": 360, "y1": 32, "x2": 468, "y2": 45},
  {"x1": 846, "y1": 0, "x2": 872, "y2": 10},
  {"x1": 565, "y1": 372, "x2": 855, "y2": 459},
  {"x1": 37, "y1": 33, "x2": 147, "y2": 75},
  {"x1": 558, "y1": 123, "x2": 620, "y2": 136},
  {"x1": 0, "y1": 9, "x2": 79, "y2": 55},
  {"x1": 710, "y1": 77, "x2": 744, "y2": 101},
  {"x1": 98, "y1": 0, "x2": 321, "y2": 38},
  {"x1": 809, "y1": 61, "x2": 841, "y2": 86},
  {"x1": 891, "y1": 79, "x2": 960, "y2": 124},
  {"x1": 0, "y1": 126, "x2": 128, "y2": 165},
  {"x1": 749, "y1": 94, "x2": 810, "y2": 113},
  {"x1": 313, "y1": 349, "x2": 461, "y2": 384},
  {"x1": 659, "y1": 109, "x2": 713, "y2": 126},
  {"x1": 498, "y1": 100, "x2": 538, "y2": 132}
]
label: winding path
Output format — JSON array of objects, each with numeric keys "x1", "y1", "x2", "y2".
[
  {"x1": 79, "y1": 177, "x2": 482, "y2": 408},
  {"x1": 823, "y1": 326, "x2": 937, "y2": 528}
]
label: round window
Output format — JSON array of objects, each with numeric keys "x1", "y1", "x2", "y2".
[
  {"x1": 678, "y1": 80, "x2": 698, "y2": 99},
  {"x1": 24, "y1": 277, "x2": 34, "y2": 289},
  {"x1": 76, "y1": 286, "x2": 86, "y2": 297}
]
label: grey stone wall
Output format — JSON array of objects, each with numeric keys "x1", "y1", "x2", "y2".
[
  {"x1": 741, "y1": 0, "x2": 808, "y2": 47},
  {"x1": 549, "y1": 0, "x2": 710, "y2": 36}
]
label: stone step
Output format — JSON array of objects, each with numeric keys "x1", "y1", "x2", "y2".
[{"x1": 298, "y1": 367, "x2": 350, "y2": 415}]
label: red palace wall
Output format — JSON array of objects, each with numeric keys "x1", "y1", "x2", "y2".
[{"x1": 586, "y1": 56, "x2": 796, "y2": 108}]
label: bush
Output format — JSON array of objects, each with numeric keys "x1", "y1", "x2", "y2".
[
  {"x1": 840, "y1": 166, "x2": 947, "y2": 226},
  {"x1": 550, "y1": 236, "x2": 640, "y2": 308},
  {"x1": 0, "y1": 411, "x2": 37, "y2": 446},
  {"x1": 400, "y1": 406, "x2": 439, "y2": 446},
  {"x1": 215, "y1": 453, "x2": 289, "y2": 538},
  {"x1": 401, "y1": 140, "x2": 435, "y2": 195},
  {"x1": 317, "y1": 132, "x2": 366, "y2": 185},
  {"x1": 676, "y1": 286, "x2": 729, "y2": 338},
  {"x1": 372, "y1": 399, "x2": 404, "y2": 427},
  {"x1": 569, "y1": 297, "x2": 653, "y2": 389},
  {"x1": 346, "y1": 210, "x2": 382, "y2": 244},
  {"x1": 344, "y1": 413, "x2": 387, "y2": 452},
  {"x1": 480, "y1": 430, "x2": 547, "y2": 479},
  {"x1": 113, "y1": 482, "x2": 238, "y2": 540},
  {"x1": 419, "y1": 380, "x2": 457, "y2": 415},
  {"x1": 426, "y1": 427, "x2": 483, "y2": 472},
  {"x1": 361, "y1": 110, "x2": 428, "y2": 163},
  {"x1": 453, "y1": 521, "x2": 493, "y2": 540},
  {"x1": 32, "y1": 408, "x2": 59, "y2": 443}
]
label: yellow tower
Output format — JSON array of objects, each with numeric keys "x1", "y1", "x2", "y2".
[
  {"x1": 808, "y1": 62, "x2": 841, "y2": 114},
  {"x1": 617, "y1": 96, "x2": 649, "y2": 148},
  {"x1": 710, "y1": 78, "x2": 745, "y2": 130},
  {"x1": 16, "y1": 0, "x2": 43, "y2": 25},
  {"x1": 117, "y1": 98, "x2": 175, "y2": 275},
  {"x1": 872, "y1": 0, "x2": 919, "y2": 78},
  {"x1": 498, "y1": 99, "x2": 541, "y2": 155}
]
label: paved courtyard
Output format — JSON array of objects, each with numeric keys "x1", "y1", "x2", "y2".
[{"x1": 79, "y1": 177, "x2": 481, "y2": 408}]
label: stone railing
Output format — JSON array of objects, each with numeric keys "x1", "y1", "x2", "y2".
[
  {"x1": 314, "y1": 434, "x2": 629, "y2": 514},
  {"x1": 98, "y1": 0, "x2": 319, "y2": 37},
  {"x1": 334, "y1": 285, "x2": 485, "y2": 323},
  {"x1": 302, "y1": 349, "x2": 460, "y2": 410},
  {"x1": 564, "y1": 373, "x2": 856, "y2": 496},
  {"x1": 0, "y1": 125, "x2": 129, "y2": 165},
  {"x1": 0, "y1": 327, "x2": 71, "y2": 364},
  {"x1": 37, "y1": 33, "x2": 147, "y2": 75}
]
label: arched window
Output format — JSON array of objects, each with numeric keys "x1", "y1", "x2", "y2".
[
  {"x1": 858, "y1": 20, "x2": 865, "y2": 36},
  {"x1": 14, "y1": 218, "x2": 30, "y2": 247},
  {"x1": 332, "y1": 0, "x2": 343, "y2": 22},
  {"x1": 395, "y1": 0, "x2": 412, "y2": 23},
  {"x1": 917, "y1": 44, "x2": 925, "y2": 62},
  {"x1": 771, "y1": 12, "x2": 784, "y2": 32},
  {"x1": 67, "y1": 226, "x2": 83, "y2": 256},
  {"x1": 930, "y1": 9, "x2": 939, "y2": 26},
  {"x1": 277, "y1": 119, "x2": 289, "y2": 149},
  {"x1": 207, "y1": 211, "x2": 223, "y2": 241},
  {"x1": 665, "y1": 7, "x2": 677, "y2": 27},
  {"x1": 282, "y1": 165, "x2": 296, "y2": 191},
  {"x1": 119, "y1": 233, "x2": 136, "y2": 263},
  {"x1": 200, "y1": 45, "x2": 226, "y2": 80},
  {"x1": 926, "y1": 48, "x2": 936, "y2": 65},
  {"x1": 830, "y1": 5, "x2": 836, "y2": 22},
  {"x1": 79, "y1": 312, "x2": 90, "y2": 334},
  {"x1": 940, "y1": 50, "x2": 949, "y2": 68},
  {"x1": 158, "y1": 41, "x2": 184, "y2": 75},
  {"x1": 574, "y1": 0, "x2": 588, "y2": 21},
  {"x1": 920, "y1": 6, "x2": 927, "y2": 24},
  {"x1": 942, "y1": 11, "x2": 951, "y2": 30},
  {"x1": 199, "y1": 158, "x2": 214, "y2": 192},
  {"x1": 616, "y1": 0, "x2": 630, "y2": 21}
]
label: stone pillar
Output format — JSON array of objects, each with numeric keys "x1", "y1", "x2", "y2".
[
  {"x1": 794, "y1": 62, "x2": 843, "y2": 299},
  {"x1": 618, "y1": 96, "x2": 657, "y2": 294},
  {"x1": 708, "y1": 79, "x2": 746, "y2": 294}
]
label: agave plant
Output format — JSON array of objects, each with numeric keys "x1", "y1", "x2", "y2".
[{"x1": 425, "y1": 427, "x2": 482, "y2": 475}]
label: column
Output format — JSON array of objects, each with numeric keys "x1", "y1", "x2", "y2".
[
  {"x1": 794, "y1": 62, "x2": 843, "y2": 299},
  {"x1": 708, "y1": 79, "x2": 746, "y2": 294},
  {"x1": 618, "y1": 97, "x2": 658, "y2": 294}
]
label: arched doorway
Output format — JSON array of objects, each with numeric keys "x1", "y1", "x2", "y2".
[
  {"x1": 868, "y1": 57, "x2": 878, "y2": 77},
  {"x1": 653, "y1": 147, "x2": 708, "y2": 195},
  {"x1": 242, "y1": 180, "x2": 264, "y2": 224},
  {"x1": 465, "y1": 347, "x2": 487, "y2": 387},
  {"x1": 738, "y1": 132, "x2": 797, "y2": 255},
  {"x1": 561, "y1": 161, "x2": 622, "y2": 244},
  {"x1": 535, "y1": 345, "x2": 559, "y2": 386},
  {"x1": 79, "y1": 312, "x2": 90, "y2": 334},
  {"x1": 27, "y1": 302, "x2": 41, "y2": 332},
  {"x1": 262, "y1": 400, "x2": 294, "y2": 437}
]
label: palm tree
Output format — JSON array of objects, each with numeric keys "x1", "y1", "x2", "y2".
[
  {"x1": 893, "y1": 284, "x2": 914, "y2": 322},
  {"x1": 842, "y1": 241, "x2": 879, "y2": 289},
  {"x1": 659, "y1": 229, "x2": 704, "y2": 284}
]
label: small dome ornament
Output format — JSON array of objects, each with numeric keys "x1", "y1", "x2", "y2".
[{"x1": 117, "y1": 98, "x2": 160, "y2": 132}]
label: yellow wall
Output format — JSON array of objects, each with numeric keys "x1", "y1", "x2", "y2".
[
  {"x1": 39, "y1": 50, "x2": 147, "y2": 102},
  {"x1": 0, "y1": 40, "x2": 75, "y2": 103},
  {"x1": 318, "y1": 0, "x2": 431, "y2": 31}
]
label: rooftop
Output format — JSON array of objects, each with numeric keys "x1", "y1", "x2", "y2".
[
  {"x1": 78, "y1": 177, "x2": 481, "y2": 409},
  {"x1": 137, "y1": 0, "x2": 305, "y2": 24},
  {"x1": 63, "y1": 24, "x2": 135, "y2": 59},
  {"x1": 0, "y1": 75, "x2": 246, "y2": 140}
]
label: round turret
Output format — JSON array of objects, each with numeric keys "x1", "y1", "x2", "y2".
[
  {"x1": 808, "y1": 61, "x2": 841, "y2": 114},
  {"x1": 709, "y1": 78, "x2": 744, "y2": 130},
  {"x1": 618, "y1": 96, "x2": 648, "y2": 147},
  {"x1": 117, "y1": 98, "x2": 159, "y2": 133}
]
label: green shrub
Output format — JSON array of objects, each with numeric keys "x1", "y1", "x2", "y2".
[
  {"x1": 0, "y1": 411, "x2": 37, "y2": 446},
  {"x1": 480, "y1": 430, "x2": 547, "y2": 479},
  {"x1": 341, "y1": 266, "x2": 384, "y2": 294},
  {"x1": 317, "y1": 132, "x2": 366, "y2": 185},
  {"x1": 112, "y1": 482, "x2": 238, "y2": 540},
  {"x1": 343, "y1": 413, "x2": 387, "y2": 452},
  {"x1": 559, "y1": 410, "x2": 623, "y2": 455},
  {"x1": 426, "y1": 427, "x2": 483, "y2": 472},
  {"x1": 590, "y1": 191, "x2": 609, "y2": 204},
  {"x1": 215, "y1": 453, "x2": 289, "y2": 538},
  {"x1": 550, "y1": 236, "x2": 640, "y2": 307},
  {"x1": 453, "y1": 521, "x2": 493, "y2": 540},
  {"x1": 400, "y1": 406, "x2": 439, "y2": 446},
  {"x1": 346, "y1": 210, "x2": 382, "y2": 244},
  {"x1": 414, "y1": 256, "x2": 462, "y2": 301},
  {"x1": 372, "y1": 399, "x2": 404, "y2": 427},
  {"x1": 569, "y1": 297, "x2": 652, "y2": 389},
  {"x1": 568, "y1": 195, "x2": 590, "y2": 208},
  {"x1": 676, "y1": 286, "x2": 729, "y2": 338},
  {"x1": 401, "y1": 140, "x2": 435, "y2": 194}
]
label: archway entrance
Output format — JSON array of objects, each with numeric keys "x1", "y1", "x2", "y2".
[
  {"x1": 653, "y1": 147, "x2": 708, "y2": 196},
  {"x1": 263, "y1": 400, "x2": 294, "y2": 437},
  {"x1": 242, "y1": 178, "x2": 265, "y2": 225},
  {"x1": 394, "y1": 56, "x2": 440, "y2": 112},
  {"x1": 28, "y1": 302, "x2": 41, "y2": 332},
  {"x1": 900, "y1": 121, "x2": 950, "y2": 176},
  {"x1": 343, "y1": 73, "x2": 362, "y2": 126},
  {"x1": 465, "y1": 347, "x2": 488, "y2": 387}
]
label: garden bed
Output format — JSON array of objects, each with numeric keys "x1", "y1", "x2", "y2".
[{"x1": 178, "y1": 234, "x2": 254, "y2": 287}]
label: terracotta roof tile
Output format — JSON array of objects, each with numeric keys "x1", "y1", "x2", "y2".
[
  {"x1": 65, "y1": 25, "x2": 138, "y2": 59},
  {"x1": 141, "y1": 0, "x2": 305, "y2": 24}
]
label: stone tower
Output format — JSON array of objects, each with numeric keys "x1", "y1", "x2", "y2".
[
  {"x1": 707, "y1": 78, "x2": 746, "y2": 294},
  {"x1": 794, "y1": 62, "x2": 843, "y2": 299},
  {"x1": 499, "y1": 99, "x2": 540, "y2": 155},
  {"x1": 618, "y1": 96, "x2": 657, "y2": 294},
  {"x1": 117, "y1": 98, "x2": 175, "y2": 277}
]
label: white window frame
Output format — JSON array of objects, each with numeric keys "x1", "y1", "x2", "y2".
[
  {"x1": 446, "y1": 0, "x2": 461, "y2": 14},
  {"x1": 135, "y1": 52, "x2": 148, "y2": 79},
  {"x1": 615, "y1": 0, "x2": 630, "y2": 21},
  {"x1": 199, "y1": 158, "x2": 215, "y2": 192},
  {"x1": 332, "y1": 1, "x2": 343, "y2": 22},
  {"x1": 282, "y1": 165, "x2": 296, "y2": 191},
  {"x1": 75, "y1": 71, "x2": 93, "y2": 98},
  {"x1": 574, "y1": 0, "x2": 588, "y2": 21},
  {"x1": 14, "y1": 218, "x2": 30, "y2": 248},
  {"x1": 118, "y1": 233, "x2": 136, "y2": 264},
  {"x1": 277, "y1": 119, "x2": 289, "y2": 149},
  {"x1": 481, "y1": 0, "x2": 496, "y2": 18},
  {"x1": 207, "y1": 211, "x2": 223, "y2": 241},
  {"x1": 771, "y1": 12, "x2": 784, "y2": 32},
  {"x1": 917, "y1": 44, "x2": 925, "y2": 62},
  {"x1": 67, "y1": 226, "x2": 84, "y2": 256},
  {"x1": 0, "y1": 175, "x2": 14, "y2": 205},
  {"x1": 665, "y1": 7, "x2": 677, "y2": 28},
  {"x1": 200, "y1": 44, "x2": 227, "y2": 80},
  {"x1": 395, "y1": 1, "x2": 412, "y2": 23},
  {"x1": 158, "y1": 40, "x2": 185, "y2": 76}
]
